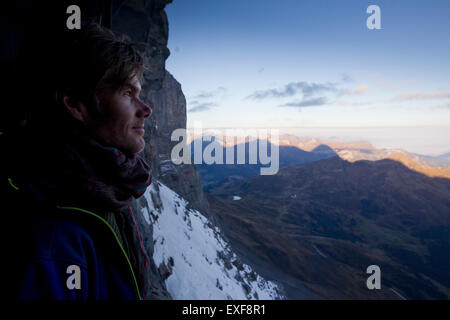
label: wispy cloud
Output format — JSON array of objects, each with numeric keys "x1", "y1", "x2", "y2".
[
  {"x1": 341, "y1": 73, "x2": 353, "y2": 83},
  {"x1": 245, "y1": 77, "x2": 365, "y2": 109},
  {"x1": 375, "y1": 79, "x2": 419, "y2": 91},
  {"x1": 190, "y1": 87, "x2": 227, "y2": 100},
  {"x1": 392, "y1": 91, "x2": 450, "y2": 101},
  {"x1": 347, "y1": 84, "x2": 369, "y2": 95},
  {"x1": 245, "y1": 81, "x2": 339, "y2": 100},
  {"x1": 280, "y1": 97, "x2": 328, "y2": 108},
  {"x1": 430, "y1": 102, "x2": 450, "y2": 110},
  {"x1": 187, "y1": 87, "x2": 227, "y2": 113},
  {"x1": 338, "y1": 90, "x2": 450, "y2": 107},
  {"x1": 188, "y1": 102, "x2": 218, "y2": 113},
  {"x1": 337, "y1": 99, "x2": 386, "y2": 106}
]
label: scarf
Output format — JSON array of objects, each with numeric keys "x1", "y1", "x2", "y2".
[{"x1": 11, "y1": 123, "x2": 153, "y2": 298}]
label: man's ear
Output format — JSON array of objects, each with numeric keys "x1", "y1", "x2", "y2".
[{"x1": 58, "y1": 92, "x2": 90, "y2": 124}]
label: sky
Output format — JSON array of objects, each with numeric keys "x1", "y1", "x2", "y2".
[{"x1": 164, "y1": 0, "x2": 450, "y2": 156}]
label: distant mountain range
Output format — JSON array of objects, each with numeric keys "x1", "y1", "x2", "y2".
[
  {"x1": 274, "y1": 134, "x2": 450, "y2": 175},
  {"x1": 206, "y1": 156, "x2": 450, "y2": 299},
  {"x1": 438, "y1": 152, "x2": 450, "y2": 160},
  {"x1": 188, "y1": 134, "x2": 450, "y2": 189},
  {"x1": 189, "y1": 137, "x2": 337, "y2": 190}
]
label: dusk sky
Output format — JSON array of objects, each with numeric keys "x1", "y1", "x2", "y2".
[{"x1": 164, "y1": 0, "x2": 450, "y2": 155}]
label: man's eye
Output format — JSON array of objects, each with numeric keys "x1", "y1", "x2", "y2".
[{"x1": 124, "y1": 90, "x2": 132, "y2": 96}]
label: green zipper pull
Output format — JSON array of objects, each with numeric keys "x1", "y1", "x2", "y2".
[{"x1": 8, "y1": 177, "x2": 20, "y2": 191}]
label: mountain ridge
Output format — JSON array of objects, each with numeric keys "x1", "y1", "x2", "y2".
[{"x1": 207, "y1": 156, "x2": 450, "y2": 299}]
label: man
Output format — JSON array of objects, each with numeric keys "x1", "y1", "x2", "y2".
[{"x1": 2, "y1": 23, "x2": 153, "y2": 299}]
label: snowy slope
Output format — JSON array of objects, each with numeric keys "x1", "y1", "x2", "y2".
[{"x1": 140, "y1": 180, "x2": 284, "y2": 300}]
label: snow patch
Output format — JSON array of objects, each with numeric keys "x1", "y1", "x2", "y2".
[
  {"x1": 142, "y1": 181, "x2": 284, "y2": 300},
  {"x1": 141, "y1": 207, "x2": 151, "y2": 225}
]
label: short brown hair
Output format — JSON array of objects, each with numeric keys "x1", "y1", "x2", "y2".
[
  {"x1": 56, "y1": 23, "x2": 146, "y2": 112},
  {"x1": 28, "y1": 23, "x2": 146, "y2": 129}
]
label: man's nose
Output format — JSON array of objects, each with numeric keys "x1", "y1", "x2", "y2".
[{"x1": 138, "y1": 99, "x2": 152, "y2": 118}]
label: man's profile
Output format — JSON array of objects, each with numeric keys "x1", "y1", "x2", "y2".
[{"x1": 2, "y1": 23, "x2": 154, "y2": 300}]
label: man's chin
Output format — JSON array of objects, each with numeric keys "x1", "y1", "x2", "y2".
[
  {"x1": 118, "y1": 139, "x2": 145, "y2": 155},
  {"x1": 132, "y1": 139, "x2": 146, "y2": 154}
]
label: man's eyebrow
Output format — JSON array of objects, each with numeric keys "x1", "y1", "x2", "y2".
[{"x1": 122, "y1": 83, "x2": 142, "y2": 92}]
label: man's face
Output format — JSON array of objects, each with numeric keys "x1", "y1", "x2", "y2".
[{"x1": 86, "y1": 75, "x2": 152, "y2": 155}]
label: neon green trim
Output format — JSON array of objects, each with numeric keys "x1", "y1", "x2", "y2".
[
  {"x1": 8, "y1": 178, "x2": 19, "y2": 191},
  {"x1": 121, "y1": 208, "x2": 152, "y2": 294},
  {"x1": 6, "y1": 178, "x2": 142, "y2": 299},
  {"x1": 57, "y1": 205, "x2": 143, "y2": 300}
]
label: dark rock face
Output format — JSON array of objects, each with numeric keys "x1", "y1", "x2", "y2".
[{"x1": 112, "y1": 0, "x2": 171, "y2": 89}]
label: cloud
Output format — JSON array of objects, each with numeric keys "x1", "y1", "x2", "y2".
[
  {"x1": 392, "y1": 91, "x2": 450, "y2": 101},
  {"x1": 337, "y1": 99, "x2": 386, "y2": 106},
  {"x1": 430, "y1": 103, "x2": 450, "y2": 110},
  {"x1": 347, "y1": 84, "x2": 369, "y2": 95},
  {"x1": 188, "y1": 102, "x2": 217, "y2": 113},
  {"x1": 245, "y1": 81, "x2": 338, "y2": 100},
  {"x1": 341, "y1": 73, "x2": 353, "y2": 83},
  {"x1": 244, "y1": 77, "x2": 362, "y2": 105},
  {"x1": 190, "y1": 87, "x2": 227, "y2": 100},
  {"x1": 338, "y1": 90, "x2": 450, "y2": 107},
  {"x1": 280, "y1": 97, "x2": 328, "y2": 108},
  {"x1": 245, "y1": 77, "x2": 367, "y2": 110},
  {"x1": 187, "y1": 87, "x2": 227, "y2": 113}
]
